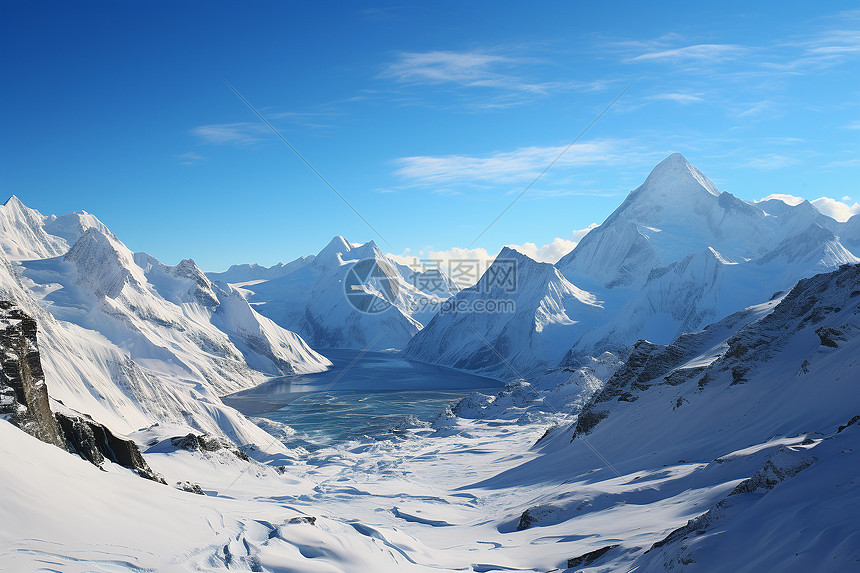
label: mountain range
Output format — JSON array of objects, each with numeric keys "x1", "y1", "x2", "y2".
[
  {"x1": 0, "y1": 195, "x2": 329, "y2": 453},
  {"x1": 405, "y1": 153, "x2": 859, "y2": 377},
  {"x1": 1, "y1": 153, "x2": 858, "y2": 571}
]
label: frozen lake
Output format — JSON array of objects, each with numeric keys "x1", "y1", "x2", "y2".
[{"x1": 224, "y1": 349, "x2": 503, "y2": 447}]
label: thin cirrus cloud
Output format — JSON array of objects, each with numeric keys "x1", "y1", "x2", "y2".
[
  {"x1": 380, "y1": 50, "x2": 571, "y2": 96},
  {"x1": 177, "y1": 151, "x2": 205, "y2": 165},
  {"x1": 627, "y1": 43, "x2": 747, "y2": 64},
  {"x1": 393, "y1": 141, "x2": 632, "y2": 187},
  {"x1": 647, "y1": 92, "x2": 704, "y2": 104},
  {"x1": 618, "y1": 17, "x2": 859, "y2": 78},
  {"x1": 191, "y1": 122, "x2": 268, "y2": 146},
  {"x1": 742, "y1": 154, "x2": 800, "y2": 170}
]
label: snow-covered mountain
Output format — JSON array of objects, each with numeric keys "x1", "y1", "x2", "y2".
[
  {"x1": 557, "y1": 153, "x2": 839, "y2": 289},
  {"x1": 840, "y1": 212, "x2": 860, "y2": 253},
  {"x1": 0, "y1": 197, "x2": 329, "y2": 451},
  {"x1": 227, "y1": 235, "x2": 459, "y2": 350},
  {"x1": 404, "y1": 247, "x2": 603, "y2": 377},
  {"x1": 406, "y1": 154, "x2": 858, "y2": 375}
]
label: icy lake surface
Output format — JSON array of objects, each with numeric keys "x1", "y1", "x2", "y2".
[{"x1": 224, "y1": 349, "x2": 503, "y2": 447}]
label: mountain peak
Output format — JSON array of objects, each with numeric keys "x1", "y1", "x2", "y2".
[
  {"x1": 637, "y1": 153, "x2": 720, "y2": 199},
  {"x1": 317, "y1": 235, "x2": 352, "y2": 256},
  {"x1": 497, "y1": 245, "x2": 540, "y2": 264},
  {"x1": 3, "y1": 195, "x2": 24, "y2": 208}
]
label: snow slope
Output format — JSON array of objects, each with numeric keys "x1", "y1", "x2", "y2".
[
  {"x1": 0, "y1": 418, "x2": 440, "y2": 572},
  {"x1": 634, "y1": 421, "x2": 860, "y2": 572}
]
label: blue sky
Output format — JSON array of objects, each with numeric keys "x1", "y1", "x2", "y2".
[{"x1": 1, "y1": 1, "x2": 858, "y2": 271}]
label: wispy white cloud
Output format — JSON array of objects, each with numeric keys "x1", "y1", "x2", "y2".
[
  {"x1": 393, "y1": 140, "x2": 644, "y2": 187},
  {"x1": 735, "y1": 100, "x2": 779, "y2": 118},
  {"x1": 770, "y1": 28, "x2": 860, "y2": 71},
  {"x1": 628, "y1": 43, "x2": 746, "y2": 64},
  {"x1": 191, "y1": 122, "x2": 267, "y2": 146},
  {"x1": 757, "y1": 193, "x2": 806, "y2": 206},
  {"x1": 388, "y1": 246, "x2": 496, "y2": 287},
  {"x1": 844, "y1": 120, "x2": 860, "y2": 130},
  {"x1": 742, "y1": 154, "x2": 800, "y2": 170},
  {"x1": 827, "y1": 158, "x2": 860, "y2": 168},
  {"x1": 648, "y1": 92, "x2": 704, "y2": 104},
  {"x1": 380, "y1": 50, "x2": 566, "y2": 94},
  {"x1": 505, "y1": 224, "x2": 598, "y2": 263},
  {"x1": 617, "y1": 16, "x2": 860, "y2": 81},
  {"x1": 177, "y1": 151, "x2": 205, "y2": 165},
  {"x1": 378, "y1": 49, "x2": 605, "y2": 108}
]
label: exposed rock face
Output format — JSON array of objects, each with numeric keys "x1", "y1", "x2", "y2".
[
  {"x1": 0, "y1": 301, "x2": 66, "y2": 448},
  {"x1": 568, "y1": 544, "x2": 618, "y2": 568},
  {"x1": 176, "y1": 481, "x2": 206, "y2": 495},
  {"x1": 0, "y1": 300, "x2": 164, "y2": 483},
  {"x1": 170, "y1": 432, "x2": 251, "y2": 461},
  {"x1": 517, "y1": 506, "x2": 549, "y2": 531},
  {"x1": 55, "y1": 412, "x2": 166, "y2": 483}
]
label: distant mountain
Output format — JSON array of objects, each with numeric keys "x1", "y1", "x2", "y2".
[
  {"x1": 404, "y1": 247, "x2": 603, "y2": 377},
  {"x1": 840, "y1": 213, "x2": 860, "y2": 254},
  {"x1": 0, "y1": 195, "x2": 106, "y2": 261},
  {"x1": 556, "y1": 153, "x2": 843, "y2": 289},
  {"x1": 405, "y1": 154, "x2": 857, "y2": 375},
  {"x1": 233, "y1": 235, "x2": 460, "y2": 350},
  {"x1": 0, "y1": 197, "x2": 328, "y2": 453},
  {"x1": 207, "y1": 258, "x2": 314, "y2": 284}
]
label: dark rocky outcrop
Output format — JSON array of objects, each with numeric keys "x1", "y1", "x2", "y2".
[
  {"x1": 55, "y1": 412, "x2": 166, "y2": 483},
  {"x1": 176, "y1": 481, "x2": 206, "y2": 495},
  {"x1": 567, "y1": 544, "x2": 618, "y2": 568},
  {"x1": 0, "y1": 301, "x2": 66, "y2": 448},
  {"x1": 815, "y1": 326, "x2": 845, "y2": 348},
  {"x1": 287, "y1": 516, "x2": 316, "y2": 526},
  {"x1": 170, "y1": 432, "x2": 250, "y2": 461},
  {"x1": 516, "y1": 505, "x2": 560, "y2": 531}
]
